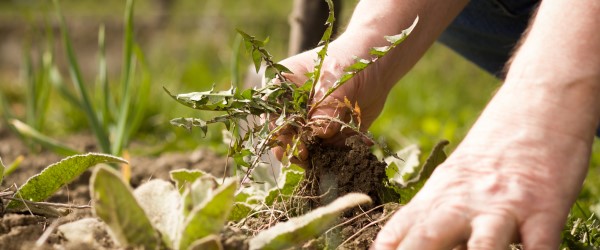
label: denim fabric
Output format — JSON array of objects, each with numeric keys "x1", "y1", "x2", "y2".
[{"x1": 438, "y1": 0, "x2": 539, "y2": 77}]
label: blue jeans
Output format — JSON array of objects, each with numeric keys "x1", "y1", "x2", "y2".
[{"x1": 438, "y1": 0, "x2": 600, "y2": 136}]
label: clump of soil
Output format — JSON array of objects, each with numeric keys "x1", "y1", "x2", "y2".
[{"x1": 303, "y1": 135, "x2": 388, "y2": 207}]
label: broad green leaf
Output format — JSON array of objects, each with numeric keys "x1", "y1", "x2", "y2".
[
  {"x1": 264, "y1": 169, "x2": 304, "y2": 205},
  {"x1": 249, "y1": 193, "x2": 372, "y2": 250},
  {"x1": 229, "y1": 202, "x2": 255, "y2": 222},
  {"x1": 390, "y1": 140, "x2": 449, "y2": 203},
  {"x1": 189, "y1": 235, "x2": 223, "y2": 250},
  {"x1": 177, "y1": 178, "x2": 237, "y2": 250},
  {"x1": 181, "y1": 176, "x2": 218, "y2": 216},
  {"x1": 170, "y1": 169, "x2": 208, "y2": 193},
  {"x1": 91, "y1": 165, "x2": 162, "y2": 249},
  {"x1": 420, "y1": 140, "x2": 449, "y2": 179},
  {"x1": 133, "y1": 179, "x2": 182, "y2": 248},
  {"x1": 385, "y1": 144, "x2": 421, "y2": 186},
  {"x1": 6, "y1": 153, "x2": 127, "y2": 210}
]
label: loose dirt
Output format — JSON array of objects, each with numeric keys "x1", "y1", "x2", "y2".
[
  {"x1": 0, "y1": 127, "x2": 397, "y2": 249},
  {"x1": 304, "y1": 136, "x2": 389, "y2": 207}
]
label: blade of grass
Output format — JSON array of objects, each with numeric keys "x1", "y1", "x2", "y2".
[
  {"x1": 49, "y1": 65, "x2": 81, "y2": 108},
  {"x1": 10, "y1": 119, "x2": 80, "y2": 156},
  {"x1": 24, "y1": 50, "x2": 36, "y2": 129},
  {"x1": 112, "y1": 0, "x2": 135, "y2": 156},
  {"x1": 35, "y1": 51, "x2": 53, "y2": 130},
  {"x1": 53, "y1": 0, "x2": 111, "y2": 153},
  {"x1": 98, "y1": 24, "x2": 112, "y2": 128},
  {"x1": 125, "y1": 45, "x2": 150, "y2": 145},
  {"x1": 34, "y1": 18, "x2": 55, "y2": 131},
  {"x1": 4, "y1": 155, "x2": 24, "y2": 177}
]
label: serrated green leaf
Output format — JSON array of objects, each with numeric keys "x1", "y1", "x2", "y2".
[
  {"x1": 178, "y1": 178, "x2": 237, "y2": 250},
  {"x1": 169, "y1": 169, "x2": 208, "y2": 193},
  {"x1": 347, "y1": 58, "x2": 370, "y2": 71},
  {"x1": 385, "y1": 16, "x2": 418, "y2": 44},
  {"x1": 249, "y1": 193, "x2": 372, "y2": 250},
  {"x1": 133, "y1": 179, "x2": 181, "y2": 248},
  {"x1": 170, "y1": 117, "x2": 208, "y2": 135},
  {"x1": 313, "y1": 17, "x2": 418, "y2": 110},
  {"x1": 7, "y1": 153, "x2": 127, "y2": 210},
  {"x1": 369, "y1": 46, "x2": 390, "y2": 56},
  {"x1": 91, "y1": 165, "x2": 162, "y2": 249}
]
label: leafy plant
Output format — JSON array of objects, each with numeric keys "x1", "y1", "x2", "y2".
[
  {"x1": 91, "y1": 165, "x2": 235, "y2": 249},
  {"x1": 165, "y1": 0, "x2": 418, "y2": 183},
  {"x1": 7, "y1": 0, "x2": 150, "y2": 158},
  {"x1": 0, "y1": 153, "x2": 126, "y2": 216},
  {"x1": 89, "y1": 164, "x2": 370, "y2": 249}
]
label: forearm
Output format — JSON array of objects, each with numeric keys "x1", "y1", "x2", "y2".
[
  {"x1": 333, "y1": 0, "x2": 468, "y2": 89},
  {"x1": 502, "y1": 0, "x2": 600, "y2": 141},
  {"x1": 457, "y1": 0, "x2": 600, "y2": 199}
]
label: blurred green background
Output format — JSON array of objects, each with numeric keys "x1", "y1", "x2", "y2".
[{"x1": 1, "y1": 0, "x2": 600, "y2": 222}]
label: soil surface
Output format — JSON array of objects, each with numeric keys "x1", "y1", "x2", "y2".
[
  {"x1": 0, "y1": 125, "x2": 227, "y2": 249},
  {"x1": 0, "y1": 126, "x2": 396, "y2": 249}
]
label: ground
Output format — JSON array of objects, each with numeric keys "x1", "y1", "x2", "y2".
[{"x1": 0, "y1": 126, "x2": 396, "y2": 249}]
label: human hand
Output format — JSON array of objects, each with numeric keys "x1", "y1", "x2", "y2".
[
  {"x1": 271, "y1": 37, "x2": 393, "y2": 163},
  {"x1": 373, "y1": 87, "x2": 594, "y2": 249}
]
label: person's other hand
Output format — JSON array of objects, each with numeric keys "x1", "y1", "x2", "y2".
[{"x1": 373, "y1": 96, "x2": 592, "y2": 249}]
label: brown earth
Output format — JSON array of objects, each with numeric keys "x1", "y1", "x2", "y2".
[
  {"x1": 0, "y1": 125, "x2": 228, "y2": 249},
  {"x1": 0, "y1": 125, "x2": 397, "y2": 249}
]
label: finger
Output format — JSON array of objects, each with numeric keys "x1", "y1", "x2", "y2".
[
  {"x1": 396, "y1": 207, "x2": 471, "y2": 250},
  {"x1": 271, "y1": 132, "x2": 309, "y2": 163},
  {"x1": 520, "y1": 213, "x2": 563, "y2": 249},
  {"x1": 310, "y1": 112, "x2": 345, "y2": 139},
  {"x1": 467, "y1": 213, "x2": 517, "y2": 250},
  {"x1": 372, "y1": 207, "x2": 414, "y2": 250}
]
